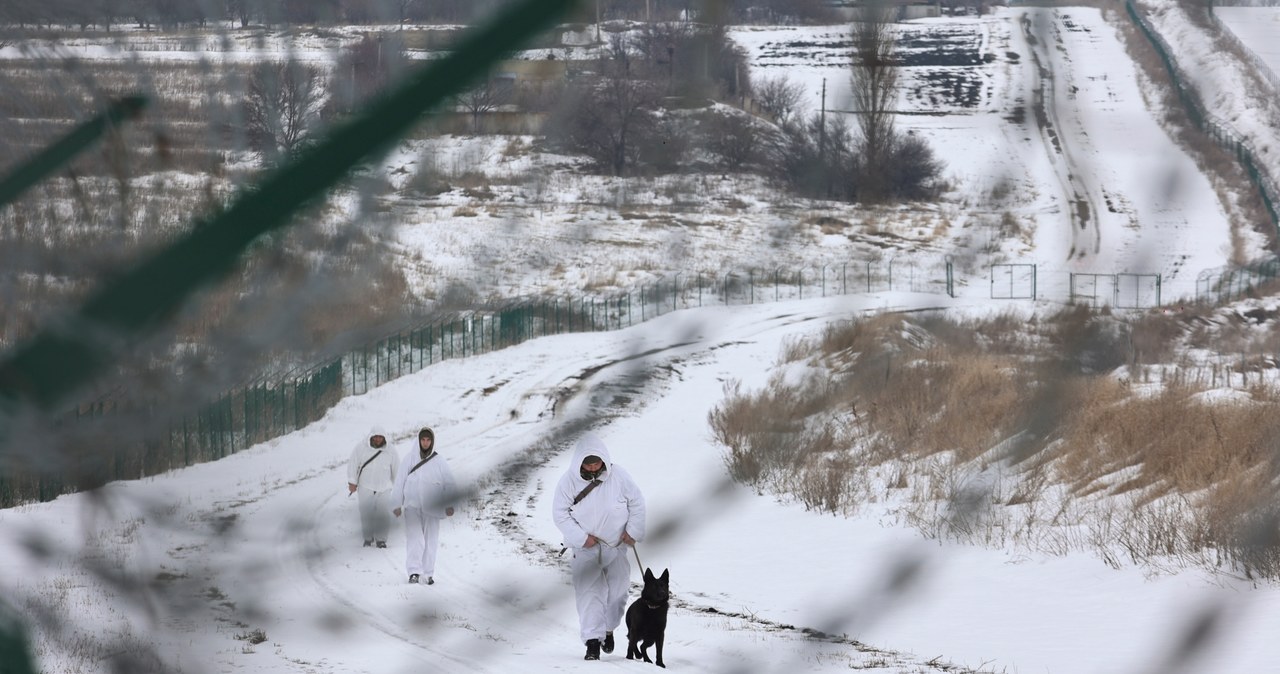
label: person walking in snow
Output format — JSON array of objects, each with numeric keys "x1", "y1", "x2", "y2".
[
  {"x1": 347, "y1": 426, "x2": 399, "y2": 548},
  {"x1": 391, "y1": 427, "x2": 458, "y2": 585},
  {"x1": 552, "y1": 433, "x2": 646, "y2": 662}
]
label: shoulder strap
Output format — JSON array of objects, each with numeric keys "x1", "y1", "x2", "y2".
[
  {"x1": 408, "y1": 452, "x2": 437, "y2": 475},
  {"x1": 572, "y1": 479, "x2": 602, "y2": 505},
  {"x1": 355, "y1": 449, "x2": 383, "y2": 485}
]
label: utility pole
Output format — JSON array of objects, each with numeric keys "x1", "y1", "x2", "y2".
[{"x1": 819, "y1": 77, "x2": 826, "y2": 159}]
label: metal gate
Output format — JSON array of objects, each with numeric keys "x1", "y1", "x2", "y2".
[
  {"x1": 990, "y1": 264, "x2": 1037, "y2": 299},
  {"x1": 1070, "y1": 273, "x2": 1161, "y2": 308}
]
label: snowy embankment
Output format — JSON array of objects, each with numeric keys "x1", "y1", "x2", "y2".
[{"x1": 5, "y1": 294, "x2": 1280, "y2": 674}]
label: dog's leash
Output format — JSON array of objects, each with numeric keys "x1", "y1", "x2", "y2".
[{"x1": 557, "y1": 534, "x2": 645, "y2": 572}]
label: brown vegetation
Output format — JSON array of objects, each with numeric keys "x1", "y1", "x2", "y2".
[{"x1": 709, "y1": 306, "x2": 1280, "y2": 578}]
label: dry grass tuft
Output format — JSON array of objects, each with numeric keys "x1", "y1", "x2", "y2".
[{"x1": 709, "y1": 305, "x2": 1280, "y2": 577}]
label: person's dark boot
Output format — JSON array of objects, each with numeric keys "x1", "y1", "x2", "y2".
[
  {"x1": 584, "y1": 638, "x2": 601, "y2": 660},
  {"x1": 363, "y1": 539, "x2": 373, "y2": 547},
  {"x1": 602, "y1": 632, "x2": 614, "y2": 654},
  {"x1": 408, "y1": 574, "x2": 420, "y2": 584},
  {"x1": 375, "y1": 540, "x2": 387, "y2": 548}
]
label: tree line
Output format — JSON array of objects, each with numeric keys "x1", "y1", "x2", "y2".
[
  {"x1": 8, "y1": 0, "x2": 941, "y2": 205},
  {"x1": 242, "y1": 12, "x2": 940, "y2": 203},
  {"x1": 542, "y1": 6, "x2": 941, "y2": 202},
  {"x1": 1, "y1": 0, "x2": 836, "y2": 31}
]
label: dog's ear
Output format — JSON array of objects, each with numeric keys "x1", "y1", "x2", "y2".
[
  {"x1": 659, "y1": 569, "x2": 669, "y2": 581},
  {"x1": 644, "y1": 568, "x2": 654, "y2": 581}
]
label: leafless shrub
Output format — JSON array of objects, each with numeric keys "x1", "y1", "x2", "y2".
[
  {"x1": 699, "y1": 108, "x2": 766, "y2": 172},
  {"x1": 545, "y1": 56, "x2": 661, "y2": 176},
  {"x1": 636, "y1": 113, "x2": 695, "y2": 174},
  {"x1": 752, "y1": 74, "x2": 805, "y2": 123},
  {"x1": 768, "y1": 111, "x2": 857, "y2": 200},
  {"x1": 404, "y1": 162, "x2": 453, "y2": 197},
  {"x1": 709, "y1": 375, "x2": 850, "y2": 491}
]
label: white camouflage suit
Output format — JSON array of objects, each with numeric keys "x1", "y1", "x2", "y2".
[
  {"x1": 390, "y1": 433, "x2": 458, "y2": 579},
  {"x1": 552, "y1": 434, "x2": 647, "y2": 645},
  {"x1": 346, "y1": 425, "x2": 399, "y2": 545}
]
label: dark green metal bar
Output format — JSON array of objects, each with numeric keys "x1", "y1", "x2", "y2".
[
  {"x1": 0, "y1": 0, "x2": 578, "y2": 416},
  {"x1": 0, "y1": 95, "x2": 149, "y2": 209},
  {"x1": 0, "y1": 598, "x2": 39, "y2": 674}
]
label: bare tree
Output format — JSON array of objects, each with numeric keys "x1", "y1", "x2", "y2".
[
  {"x1": 244, "y1": 60, "x2": 325, "y2": 161},
  {"x1": 456, "y1": 78, "x2": 511, "y2": 134},
  {"x1": 850, "y1": 0, "x2": 899, "y2": 202},
  {"x1": 753, "y1": 74, "x2": 804, "y2": 123},
  {"x1": 394, "y1": 0, "x2": 423, "y2": 25},
  {"x1": 225, "y1": 0, "x2": 250, "y2": 27},
  {"x1": 549, "y1": 38, "x2": 661, "y2": 176}
]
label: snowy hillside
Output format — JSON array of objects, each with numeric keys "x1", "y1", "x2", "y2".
[
  {"x1": 373, "y1": 3, "x2": 1273, "y2": 308},
  {"x1": 4, "y1": 4, "x2": 1280, "y2": 674}
]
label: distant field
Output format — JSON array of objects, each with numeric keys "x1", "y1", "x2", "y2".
[{"x1": 1215, "y1": 6, "x2": 1280, "y2": 76}]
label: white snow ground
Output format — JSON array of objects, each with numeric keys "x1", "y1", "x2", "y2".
[
  {"x1": 5, "y1": 294, "x2": 1280, "y2": 674},
  {"x1": 4, "y1": 4, "x2": 1280, "y2": 674}
]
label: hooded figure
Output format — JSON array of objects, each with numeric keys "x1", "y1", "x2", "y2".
[
  {"x1": 391, "y1": 427, "x2": 458, "y2": 585},
  {"x1": 552, "y1": 433, "x2": 646, "y2": 661},
  {"x1": 346, "y1": 425, "x2": 399, "y2": 548}
]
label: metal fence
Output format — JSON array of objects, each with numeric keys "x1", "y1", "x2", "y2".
[
  {"x1": 1067, "y1": 272, "x2": 1163, "y2": 308},
  {"x1": 23, "y1": 248, "x2": 1280, "y2": 508},
  {"x1": 1196, "y1": 258, "x2": 1280, "y2": 304},
  {"x1": 991, "y1": 264, "x2": 1037, "y2": 300},
  {"x1": 10, "y1": 258, "x2": 954, "y2": 507},
  {"x1": 1127, "y1": 0, "x2": 1280, "y2": 229}
]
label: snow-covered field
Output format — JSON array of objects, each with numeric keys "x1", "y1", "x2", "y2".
[
  {"x1": 5, "y1": 4, "x2": 1280, "y2": 674},
  {"x1": 1215, "y1": 6, "x2": 1280, "y2": 76},
  {"x1": 7, "y1": 293, "x2": 1280, "y2": 674},
  {"x1": 375, "y1": 6, "x2": 1268, "y2": 309}
]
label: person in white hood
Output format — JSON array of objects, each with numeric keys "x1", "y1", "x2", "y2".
[
  {"x1": 346, "y1": 426, "x2": 399, "y2": 548},
  {"x1": 391, "y1": 427, "x2": 458, "y2": 585},
  {"x1": 552, "y1": 433, "x2": 646, "y2": 661}
]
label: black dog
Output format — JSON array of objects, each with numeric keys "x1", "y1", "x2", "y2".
[{"x1": 625, "y1": 567, "x2": 670, "y2": 668}]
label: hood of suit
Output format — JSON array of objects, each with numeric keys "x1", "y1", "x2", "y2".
[
  {"x1": 570, "y1": 433, "x2": 613, "y2": 476},
  {"x1": 369, "y1": 425, "x2": 389, "y2": 447}
]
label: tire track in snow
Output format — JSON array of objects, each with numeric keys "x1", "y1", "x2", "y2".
[
  {"x1": 471, "y1": 308, "x2": 992, "y2": 674},
  {"x1": 1022, "y1": 7, "x2": 1103, "y2": 262}
]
